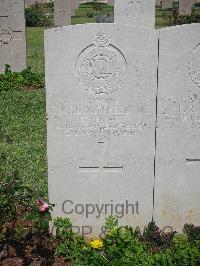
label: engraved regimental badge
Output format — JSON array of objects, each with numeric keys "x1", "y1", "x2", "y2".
[
  {"x1": 0, "y1": 26, "x2": 13, "y2": 45},
  {"x1": 76, "y1": 32, "x2": 127, "y2": 94},
  {"x1": 188, "y1": 43, "x2": 200, "y2": 88}
]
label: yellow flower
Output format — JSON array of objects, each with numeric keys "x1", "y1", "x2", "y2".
[{"x1": 90, "y1": 239, "x2": 104, "y2": 249}]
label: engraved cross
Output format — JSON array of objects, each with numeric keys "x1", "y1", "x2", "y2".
[
  {"x1": 186, "y1": 158, "x2": 200, "y2": 163},
  {"x1": 79, "y1": 141, "x2": 124, "y2": 173}
]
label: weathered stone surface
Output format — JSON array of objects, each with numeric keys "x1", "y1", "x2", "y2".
[
  {"x1": 75, "y1": 0, "x2": 80, "y2": 9},
  {"x1": 80, "y1": 0, "x2": 107, "y2": 2},
  {"x1": 179, "y1": 0, "x2": 195, "y2": 15},
  {"x1": 54, "y1": 0, "x2": 71, "y2": 27},
  {"x1": 45, "y1": 23, "x2": 158, "y2": 237},
  {"x1": 107, "y1": 0, "x2": 115, "y2": 5},
  {"x1": 162, "y1": 0, "x2": 173, "y2": 10},
  {"x1": 71, "y1": 0, "x2": 76, "y2": 17},
  {"x1": 114, "y1": 0, "x2": 155, "y2": 28},
  {"x1": 0, "y1": 0, "x2": 26, "y2": 73},
  {"x1": 155, "y1": 24, "x2": 200, "y2": 231}
]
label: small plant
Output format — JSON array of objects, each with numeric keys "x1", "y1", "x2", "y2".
[
  {"x1": 46, "y1": 0, "x2": 54, "y2": 9},
  {"x1": 0, "y1": 153, "x2": 53, "y2": 240},
  {"x1": 0, "y1": 171, "x2": 33, "y2": 235},
  {"x1": 86, "y1": 12, "x2": 94, "y2": 18},
  {"x1": 183, "y1": 223, "x2": 200, "y2": 242},
  {"x1": 0, "y1": 65, "x2": 44, "y2": 91},
  {"x1": 92, "y1": 0, "x2": 105, "y2": 12},
  {"x1": 177, "y1": 12, "x2": 200, "y2": 25},
  {"x1": 54, "y1": 216, "x2": 200, "y2": 265},
  {"x1": 168, "y1": 233, "x2": 200, "y2": 265},
  {"x1": 141, "y1": 220, "x2": 176, "y2": 250},
  {"x1": 96, "y1": 13, "x2": 114, "y2": 23},
  {"x1": 54, "y1": 217, "x2": 85, "y2": 262},
  {"x1": 25, "y1": 3, "x2": 52, "y2": 27},
  {"x1": 1, "y1": 208, "x2": 200, "y2": 265},
  {"x1": 22, "y1": 198, "x2": 54, "y2": 236}
]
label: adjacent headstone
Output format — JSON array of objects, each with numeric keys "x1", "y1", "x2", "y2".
[
  {"x1": 162, "y1": 0, "x2": 173, "y2": 10},
  {"x1": 80, "y1": 0, "x2": 107, "y2": 2},
  {"x1": 71, "y1": 0, "x2": 76, "y2": 17},
  {"x1": 114, "y1": 0, "x2": 155, "y2": 28},
  {"x1": 0, "y1": 0, "x2": 26, "y2": 73},
  {"x1": 75, "y1": 0, "x2": 79, "y2": 9},
  {"x1": 155, "y1": 0, "x2": 161, "y2": 7},
  {"x1": 179, "y1": 0, "x2": 195, "y2": 15},
  {"x1": 54, "y1": 0, "x2": 71, "y2": 26},
  {"x1": 155, "y1": 24, "x2": 200, "y2": 231},
  {"x1": 107, "y1": 0, "x2": 115, "y2": 5},
  {"x1": 45, "y1": 24, "x2": 158, "y2": 237}
]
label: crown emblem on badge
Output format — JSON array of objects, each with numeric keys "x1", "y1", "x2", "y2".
[{"x1": 93, "y1": 32, "x2": 110, "y2": 47}]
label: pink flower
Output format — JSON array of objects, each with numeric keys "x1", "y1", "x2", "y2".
[
  {"x1": 36, "y1": 199, "x2": 49, "y2": 212},
  {"x1": 36, "y1": 199, "x2": 44, "y2": 206},
  {"x1": 39, "y1": 202, "x2": 49, "y2": 212}
]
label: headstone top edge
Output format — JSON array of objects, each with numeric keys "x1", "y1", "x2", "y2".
[
  {"x1": 45, "y1": 23, "x2": 158, "y2": 35},
  {"x1": 159, "y1": 23, "x2": 200, "y2": 32}
]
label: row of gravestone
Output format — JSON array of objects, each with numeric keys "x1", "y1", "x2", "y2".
[
  {"x1": 25, "y1": 0, "x2": 114, "y2": 27},
  {"x1": 54, "y1": 0, "x2": 80, "y2": 27},
  {"x1": 1, "y1": 0, "x2": 200, "y2": 73},
  {"x1": 159, "y1": 0, "x2": 200, "y2": 15},
  {"x1": 55, "y1": 0, "x2": 200, "y2": 27},
  {"x1": 24, "y1": 0, "x2": 200, "y2": 17},
  {"x1": 0, "y1": 0, "x2": 111, "y2": 73},
  {"x1": 0, "y1": 0, "x2": 82, "y2": 73},
  {"x1": 0, "y1": 0, "x2": 26, "y2": 73},
  {"x1": 45, "y1": 2, "x2": 200, "y2": 237}
]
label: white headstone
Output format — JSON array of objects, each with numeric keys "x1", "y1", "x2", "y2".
[
  {"x1": 162, "y1": 0, "x2": 173, "y2": 10},
  {"x1": 155, "y1": 0, "x2": 161, "y2": 7},
  {"x1": 114, "y1": 0, "x2": 155, "y2": 28},
  {"x1": 71, "y1": 0, "x2": 76, "y2": 17},
  {"x1": 75, "y1": 0, "x2": 79, "y2": 9},
  {"x1": 155, "y1": 24, "x2": 200, "y2": 231},
  {"x1": 107, "y1": 0, "x2": 115, "y2": 5},
  {"x1": 45, "y1": 23, "x2": 158, "y2": 237},
  {"x1": 0, "y1": 0, "x2": 26, "y2": 73},
  {"x1": 54, "y1": 0, "x2": 71, "y2": 27},
  {"x1": 179, "y1": 0, "x2": 195, "y2": 15}
]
